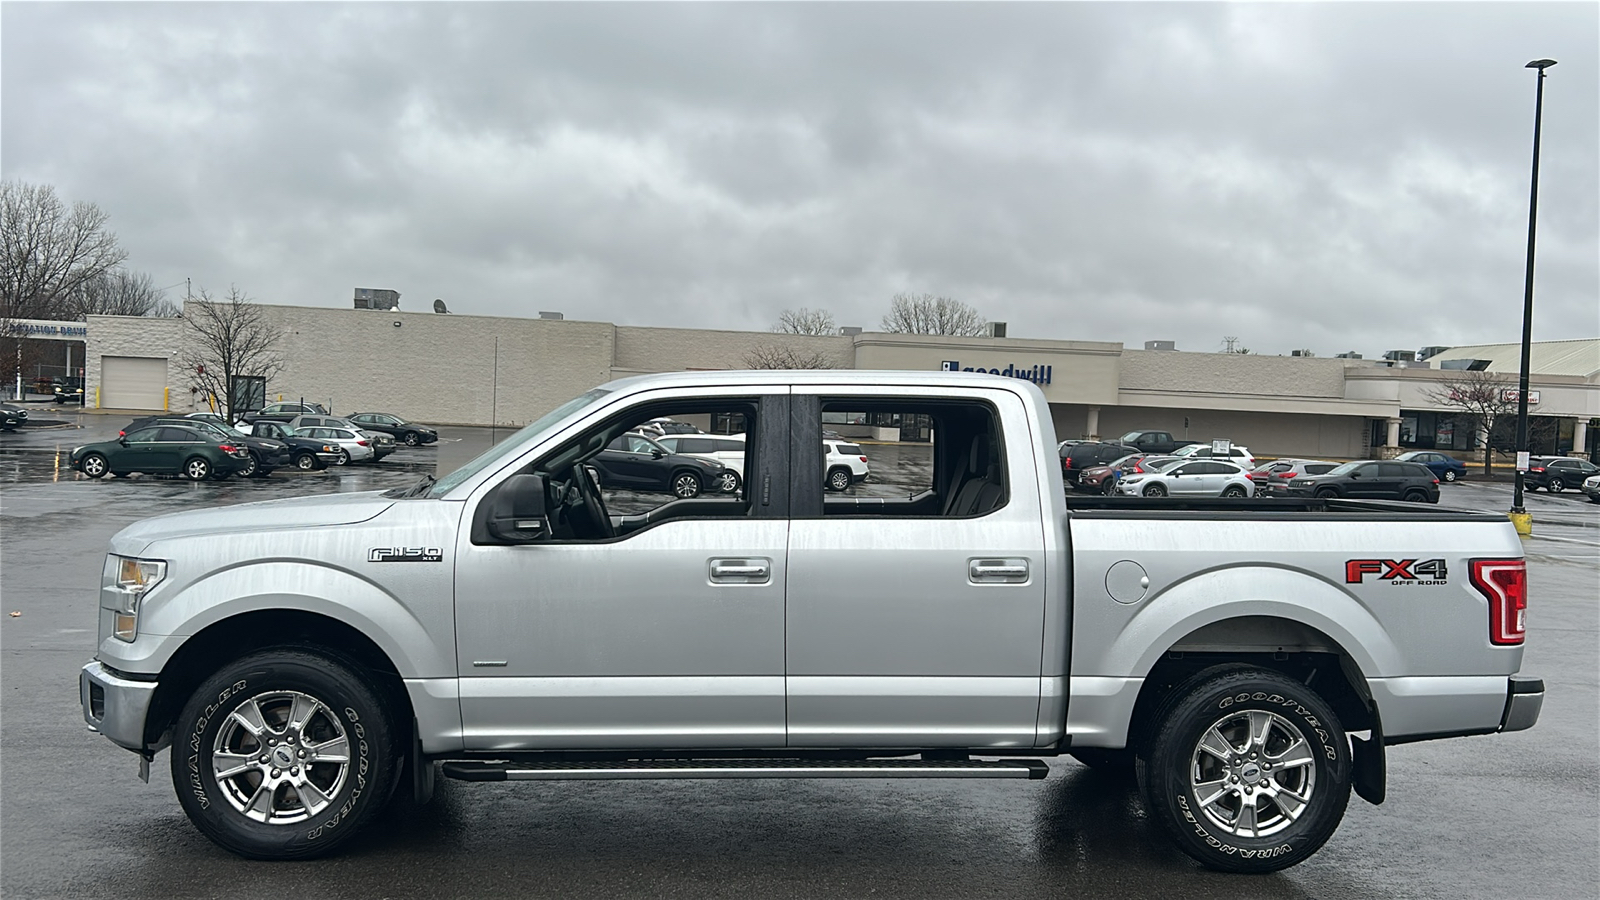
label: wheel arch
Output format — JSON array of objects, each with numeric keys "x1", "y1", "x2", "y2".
[{"x1": 143, "y1": 609, "x2": 416, "y2": 753}]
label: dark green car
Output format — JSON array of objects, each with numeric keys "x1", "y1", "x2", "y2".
[{"x1": 70, "y1": 425, "x2": 252, "y2": 481}]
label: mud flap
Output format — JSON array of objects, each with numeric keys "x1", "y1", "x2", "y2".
[
  {"x1": 411, "y1": 719, "x2": 435, "y2": 805},
  {"x1": 1351, "y1": 719, "x2": 1386, "y2": 806}
]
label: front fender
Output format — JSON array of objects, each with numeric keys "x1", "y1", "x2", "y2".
[
  {"x1": 108, "y1": 560, "x2": 455, "y2": 678},
  {"x1": 1106, "y1": 565, "x2": 1402, "y2": 680}
]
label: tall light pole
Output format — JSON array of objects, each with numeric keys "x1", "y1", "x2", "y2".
[{"x1": 1510, "y1": 58, "x2": 1556, "y2": 525}]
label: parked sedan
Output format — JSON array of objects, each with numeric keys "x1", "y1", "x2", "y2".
[
  {"x1": 245, "y1": 421, "x2": 346, "y2": 470},
  {"x1": 70, "y1": 425, "x2": 251, "y2": 480},
  {"x1": 1279, "y1": 460, "x2": 1439, "y2": 503},
  {"x1": 1394, "y1": 450, "x2": 1469, "y2": 484},
  {"x1": 0, "y1": 402, "x2": 27, "y2": 431},
  {"x1": 590, "y1": 432, "x2": 727, "y2": 498},
  {"x1": 1525, "y1": 456, "x2": 1600, "y2": 493},
  {"x1": 347, "y1": 412, "x2": 438, "y2": 446},
  {"x1": 1116, "y1": 458, "x2": 1256, "y2": 498},
  {"x1": 122, "y1": 416, "x2": 288, "y2": 477}
]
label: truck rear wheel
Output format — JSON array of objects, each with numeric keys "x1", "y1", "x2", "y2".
[
  {"x1": 170, "y1": 648, "x2": 400, "y2": 860},
  {"x1": 1140, "y1": 668, "x2": 1350, "y2": 873}
]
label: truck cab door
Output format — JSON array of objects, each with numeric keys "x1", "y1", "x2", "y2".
[
  {"x1": 453, "y1": 390, "x2": 791, "y2": 751},
  {"x1": 784, "y1": 388, "x2": 1048, "y2": 749}
]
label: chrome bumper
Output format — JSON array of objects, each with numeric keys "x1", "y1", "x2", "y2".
[
  {"x1": 1500, "y1": 676, "x2": 1544, "y2": 733},
  {"x1": 80, "y1": 661, "x2": 156, "y2": 752}
]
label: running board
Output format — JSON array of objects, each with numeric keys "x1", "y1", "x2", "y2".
[{"x1": 442, "y1": 758, "x2": 1048, "y2": 782}]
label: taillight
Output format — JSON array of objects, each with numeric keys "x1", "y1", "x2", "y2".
[
  {"x1": 1064, "y1": 458, "x2": 1074, "y2": 469},
  {"x1": 1471, "y1": 559, "x2": 1527, "y2": 645},
  {"x1": 1432, "y1": 478, "x2": 1440, "y2": 485},
  {"x1": 357, "y1": 440, "x2": 370, "y2": 446},
  {"x1": 1530, "y1": 467, "x2": 1545, "y2": 473},
  {"x1": 219, "y1": 444, "x2": 236, "y2": 453},
  {"x1": 859, "y1": 456, "x2": 868, "y2": 462}
]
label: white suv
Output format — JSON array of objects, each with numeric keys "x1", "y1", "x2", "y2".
[
  {"x1": 824, "y1": 440, "x2": 871, "y2": 491},
  {"x1": 654, "y1": 433, "x2": 747, "y2": 493}
]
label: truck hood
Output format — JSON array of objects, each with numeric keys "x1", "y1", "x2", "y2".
[{"x1": 109, "y1": 491, "x2": 395, "y2": 556}]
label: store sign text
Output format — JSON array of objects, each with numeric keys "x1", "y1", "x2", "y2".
[{"x1": 941, "y1": 360, "x2": 1052, "y2": 386}]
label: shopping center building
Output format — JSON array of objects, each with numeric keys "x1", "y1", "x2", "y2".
[{"x1": 71, "y1": 302, "x2": 1600, "y2": 461}]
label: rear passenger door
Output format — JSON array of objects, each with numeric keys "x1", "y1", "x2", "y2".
[{"x1": 783, "y1": 387, "x2": 1048, "y2": 749}]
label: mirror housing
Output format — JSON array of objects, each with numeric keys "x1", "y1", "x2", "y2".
[
  {"x1": 651, "y1": 449, "x2": 664, "y2": 459},
  {"x1": 486, "y1": 474, "x2": 550, "y2": 543}
]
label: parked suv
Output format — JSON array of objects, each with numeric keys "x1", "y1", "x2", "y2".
[
  {"x1": 1060, "y1": 441, "x2": 1138, "y2": 487},
  {"x1": 286, "y1": 415, "x2": 396, "y2": 460},
  {"x1": 655, "y1": 433, "x2": 747, "y2": 493},
  {"x1": 1525, "y1": 456, "x2": 1600, "y2": 493},
  {"x1": 1281, "y1": 460, "x2": 1440, "y2": 503},
  {"x1": 823, "y1": 439, "x2": 871, "y2": 491},
  {"x1": 1251, "y1": 459, "x2": 1341, "y2": 495},
  {"x1": 1170, "y1": 442, "x2": 1256, "y2": 468},
  {"x1": 238, "y1": 402, "x2": 328, "y2": 426},
  {"x1": 591, "y1": 431, "x2": 728, "y2": 498}
]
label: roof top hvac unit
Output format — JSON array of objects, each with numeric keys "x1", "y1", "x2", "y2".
[
  {"x1": 1382, "y1": 349, "x2": 1417, "y2": 363},
  {"x1": 354, "y1": 288, "x2": 400, "y2": 310},
  {"x1": 987, "y1": 322, "x2": 1007, "y2": 338},
  {"x1": 1144, "y1": 340, "x2": 1176, "y2": 351}
]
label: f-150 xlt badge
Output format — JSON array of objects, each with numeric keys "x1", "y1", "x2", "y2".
[
  {"x1": 1345, "y1": 558, "x2": 1447, "y2": 585},
  {"x1": 369, "y1": 547, "x2": 444, "y2": 563}
]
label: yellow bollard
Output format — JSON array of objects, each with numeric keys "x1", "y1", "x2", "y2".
[
  {"x1": 164, "y1": 387, "x2": 169, "y2": 410},
  {"x1": 1507, "y1": 511, "x2": 1532, "y2": 536}
]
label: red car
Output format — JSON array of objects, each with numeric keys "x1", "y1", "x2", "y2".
[{"x1": 1076, "y1": 453, "x2": 1177, "y2": 495}]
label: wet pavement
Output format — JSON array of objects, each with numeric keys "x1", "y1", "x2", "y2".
[{"x1": 1, "y1": 417, "x2": 1596, "y2": 898}]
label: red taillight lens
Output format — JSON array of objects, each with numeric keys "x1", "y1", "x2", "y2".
[
  {"x1": 357, "y1": 440, "x2": 370, "y2": 446},
  {"x1": 859, "y1": 456, "x2": 868, "y2": 462},
  {"x1": 1433, "y1": 478, "x2": 1440, "y2": 485},
  {"x1": 1530, "y1": 467, "x2": 1545, "y2": 473},
  {"x1": 1471, "y1": 559, "x2": 1527, "y2": 645},
  {"x1": 1064, "y1": 458, "x2": 1074, "y2": 469},
  {"x1": 219, "y1": 444, "x2": 236, "y2": 452}
]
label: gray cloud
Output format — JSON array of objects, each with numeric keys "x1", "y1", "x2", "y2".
[{"x1": 3, "y1": 2, "x2": 1595, "y2": 357}]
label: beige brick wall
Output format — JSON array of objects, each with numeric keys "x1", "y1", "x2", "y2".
[
  {"x1": 1120, "y1": 349, "x2": 1348, "y2": 399},
  {"x1": 613, "y1": 326, "x2": 854, "y2": 375},
  {"x1": 84, "y1": 314, "x2": 188, "y2": 411},
  {"x1": 256, "y1": 305, "x2": 616, "y2": 426}
]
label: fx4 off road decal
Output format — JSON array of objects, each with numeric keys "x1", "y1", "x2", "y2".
[
  {"x1": 1345, "y1": 558, "x2": 1447, "y2": 585},
  {"x1": 369, "y1": 547, "x2": 444, "y2": 563}
]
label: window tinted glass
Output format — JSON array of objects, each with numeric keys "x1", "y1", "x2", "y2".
[
  {"x1": 676, "y1": 438, "x2": 717, "y2": 454},
  {"x1": 1379, "y1": 463, "x2": 1409, "y2": 477},
  {"x1": 714, "y1": 439, "x2": 746, "y2": 452},
  {"x1": 124, "y1": 428, "x2": 161, "y2": 443},
  {"x1": 835, "y1": 443, "x2": 863, "y2": 455},
  {"x1": 624, "y1": 435, "x2": 658, "y2": 454},
  {"x1": 157, "y1": 427, "x2": 196, "y2": 442},
  {"x1": 1305, "y1": 464, "x2": 1336, "y2": 475}
]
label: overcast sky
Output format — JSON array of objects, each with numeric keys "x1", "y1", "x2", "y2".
[{"x1": 4, "y1": 2, "x2": 1596, "y2": 357}]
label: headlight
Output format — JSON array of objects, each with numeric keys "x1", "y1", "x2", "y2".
[
  {"x1": 1122, "y1": 476, "x2": 1145, "y2": 484},
  {"x1": 699, "y1": 460, "x2": 720, "y2": 468},
  {"x1": 111, "y1": 556, "x2": 166, "y2": 641}
]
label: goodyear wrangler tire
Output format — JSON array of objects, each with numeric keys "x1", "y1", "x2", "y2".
[
  {"x1": 1141, "y1": 668, "x2": 1350, "y2": 873},
  {"x1": 170, "y1": 648, "x2": 400, "y2": 860}
]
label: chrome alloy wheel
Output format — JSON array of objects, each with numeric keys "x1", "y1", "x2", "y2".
[
  {"x1": 1188, "y1": 709, "x2": 1317, "y2": 839},
  {"x1": 210, "y1": 690, "x2": 352, "y2": 825}
]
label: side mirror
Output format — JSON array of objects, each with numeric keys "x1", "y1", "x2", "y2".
[
  {"x1": 486, "y1": 474, "x2": 550, "y2": 543},
  {"x1": 1350, "y1": 470, "x2": 1362, "y2": 479},
  {"x1": 119, "y1": 438, "x2": 129, "y2": 446},
  {"x1": 651, "y1": 449, "x2": 664, "y2": 459}
]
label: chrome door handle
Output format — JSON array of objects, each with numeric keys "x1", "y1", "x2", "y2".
[
  {"x1": 969, "y1": 558, "x2": 1029, "y2": 584},
  {"x1": 709, "y1": 558, "x2": 771, "y2": 584}
]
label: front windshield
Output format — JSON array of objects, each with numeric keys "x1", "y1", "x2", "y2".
[
  {"x1": 1394, "y1": 451, "x2": 1419, "y2": 461},
  {"x1": 428, "y1": 388, "x2": 612, "y2": 498},
  {"x1": 1119, "y1": 431, "x2": 1143, "y2": 442}
]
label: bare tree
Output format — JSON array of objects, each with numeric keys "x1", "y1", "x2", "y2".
[
  {"x1": 178, "y1": 287, "x2": 284, "y2": 421},
  {"x1": 772, "y1": 307, "x2": 837, "y2": 336},
  {"x1": 0, "y1": 180, "x2": 128, "y2": 321},
  {"x1": 67, "y1": 269, "x2": 178, "y2": 318},
  {"x1": 741, "y1": 343, "x2": 837, "y2": 370},
  {"x1": 1424, "y1": 369, "x2": 1517, "y2": 475},
  {"x1": 880, "y1": 293, "x2": 987, "y2": 336}
]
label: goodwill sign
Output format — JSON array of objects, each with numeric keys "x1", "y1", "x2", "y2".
[{"x1": 941, "y1": 360, "x2": 1052, "y2": 386}]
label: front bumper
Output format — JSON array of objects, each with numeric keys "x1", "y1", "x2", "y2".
[
  {"x1": 1500, "y1": 675, "x2": 1543, "y2": 733},
  {"x1": 80, "y1": 661, "x2": 156, "y2": 752}
]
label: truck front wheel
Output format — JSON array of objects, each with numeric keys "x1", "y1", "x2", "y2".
[
  {"x1": 170, "y1": 648, "x2": 400, "y2": 860},
  {"x1": 1140, "y1": 668, "x2": 1350, "y2": 873}
]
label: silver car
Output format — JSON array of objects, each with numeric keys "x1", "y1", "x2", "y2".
[
  {"x1": 290, "y1": 425, "x2": 375, "y2": 464},
  {"x1": 285, "y1": 415, "x2": 396, "y2": 460}
]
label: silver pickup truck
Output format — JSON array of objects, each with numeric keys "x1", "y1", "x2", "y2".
[{"x1": 80, "y1": 370, "x2": 1542, "y2": 872}]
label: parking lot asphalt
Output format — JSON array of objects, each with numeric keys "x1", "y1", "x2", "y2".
[{"x1": 1, "y1": 418, "x2": 1596, "y2": 899}]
